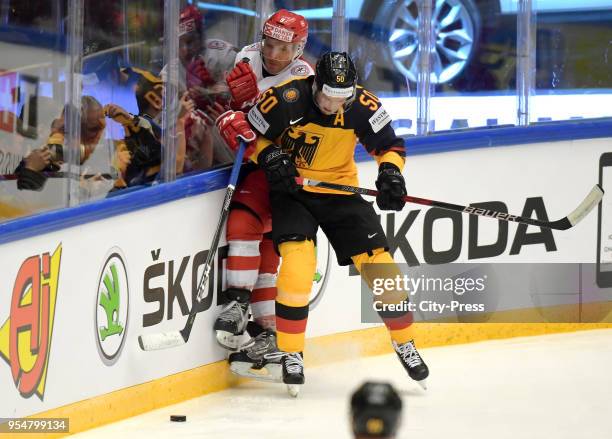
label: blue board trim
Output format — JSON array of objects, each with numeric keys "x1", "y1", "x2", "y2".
[
  {"x1": 0, "y1": 167, "x2": 230, "y2": 245},
  {"x1": 355, "y1": 117, "x2": 612, "y2": 161},
  {"x1": 1, "y1": 118, "x2": 611, "y2": 245}
]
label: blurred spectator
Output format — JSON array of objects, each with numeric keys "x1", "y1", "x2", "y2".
[
  {"x1": 106, "y1": 68, "x2": 163, "y2": 187},
  {"x1": 351, "y1": 382, "x2": 403, "y2": 439},
  {"x1": 106, "y1": 68, "x2": 196, "y2": 187},
  {"x1": 182, "y1": 106, "x2": 214, "y2": 171},
  {"x1": 14, "y1": 95, "x2": 114, "y2": 197},
  {"x1": 0, "y1": 96, "x2": 60, "y2": 180},
  {"x1": 161, "y1": 5, "x2": 236, "y2": 172},
  {"x1": 161, "y1": 5, "x2": 236, "y2": 94},
  {"x1": 0, "y1": 92, "x2": 63, "y2": 219},
  {"x1": 16, "y1": 95, "x2": 62, "y2": 143}
]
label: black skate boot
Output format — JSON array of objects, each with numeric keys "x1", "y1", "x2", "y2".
[
  {"x1": 228, "y1": 329, "x2": 281, "y2": 382},
  {"x1": 392, "y1": 339, "x2": 429, "y2": 390},
  {"x1": 281, "y1": 352, "x2": 304, "y2": 384},
  {"x1": 261, "y1": 351, "x2": 305, "y2": 397},
  {"x1": 213, "y1": 288, "x2": 250, "y2": 350},
  {"x1": 281, "y1": 352, "x2": 304, "y2": 397}
]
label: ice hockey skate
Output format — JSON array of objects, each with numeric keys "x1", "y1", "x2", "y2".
[
  {"x1": 213, "y1": 290, "x2": 250, "y2": 350},
  {"x1": 228, "y1": 329, "x2": 281, "y2": 382},
  {"x1": 393, "y1": 339, "x2": 429, "y2": 390},
  {"x1": 263, "y1": 351, "x2": 305, "y2": 397}
]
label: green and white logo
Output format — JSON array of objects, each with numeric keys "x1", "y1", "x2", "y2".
[
  {"x1": 309, "y1": 229, "x2": 332, "y2": 310},
  {"x1": 95, "y1": 248, "x2": 129, "y2": 365}
]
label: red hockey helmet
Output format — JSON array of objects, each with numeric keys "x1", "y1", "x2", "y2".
[
  {"x1": 262, "y1": 9, "x2": 308, "y2": 60},
  {"x1": 179, "y1": 5, "x2": 204, "y2": 37}
]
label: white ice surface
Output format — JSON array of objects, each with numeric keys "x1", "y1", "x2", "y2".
[{"x1": 74, "y1": 329, "x2": 612, "y2": 439}]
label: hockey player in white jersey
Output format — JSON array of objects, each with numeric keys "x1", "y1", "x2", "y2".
[
  {"x1": 161, "y1": 5, "x2": 237, "y2": 171},
  {"x1": 161, "y1": 5, "x2": 237, "y2": 95},
  {"x1": 227, "y1": 10, "x2": 312, "y2": 110},
  {"x1": 213, "y1": 9, "x2": 313, "y2": 382}
]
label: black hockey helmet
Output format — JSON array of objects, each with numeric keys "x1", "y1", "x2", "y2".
[
  {"x1": 350, "y1": 381, "x2": 402, "y2": 438},
  {"x1": 314, "y1": 51, "x2": 357, "y2": 106}
]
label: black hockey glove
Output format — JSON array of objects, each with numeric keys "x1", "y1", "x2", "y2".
[
  {"x1": 15, "y1": 161, "x2": 47, "y2": 191},
  {"x1": 375, "y1": 162, "x2": 406, "y2": 211},
  {"x1": 257, "y1": 145, "x2": 299, "y2": 193}
]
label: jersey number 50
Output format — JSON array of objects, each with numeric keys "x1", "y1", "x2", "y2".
[
  {"x1": 259, "y1": 89, "x2": 279, "y2": 114},
  {"x1": 359, "y1": 89, "x2": 379, "y2": 111}
]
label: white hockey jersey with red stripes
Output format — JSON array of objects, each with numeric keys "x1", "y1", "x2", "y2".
[{"x1": 234, "y1": 42, "x2": 314, "y2": 93}]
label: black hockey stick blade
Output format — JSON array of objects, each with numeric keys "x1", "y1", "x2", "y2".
[{"x1": 296, "y1": 178, "x2": 604, "y2": 231}]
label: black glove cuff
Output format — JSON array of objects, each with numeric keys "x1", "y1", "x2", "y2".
[
  {"x1": 15, "y1": 163, "x2": 47, "y2": 191},
  {"x1": 376, "y1": 162, "x2": 404, "y2": 191},
  {"x1": 257, "y1": 145, "x2": 283, "y2": 167},
  {"x1": 378, "y1": 162, "x2": 402, "y2": 176}
]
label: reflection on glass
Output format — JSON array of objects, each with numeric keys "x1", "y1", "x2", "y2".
[
  {"x1": 339, "y1": 1, "x2": 517, "y2": 133},
  {"x1": 429, "y1": 0, "x2": 518, "y2": 131},
  {"x1": 0, "y1": 0, "x2": 70, "y2": 222},
  {"x1": 79, "y1": 0, "x2": 165, "y2": 200},
  {"x1": 168, "y1": 4, "x2": 238, "y2": 175},
  {"x1": 533, "y1": 1, "x2": 612, "y2": 122},
  {"x1": 3, "y1": 0, "x2": 610, "y2": 225}
]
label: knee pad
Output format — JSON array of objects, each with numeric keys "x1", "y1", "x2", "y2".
[
  {"x1": 258, "y1": 237, "x2": 280, "y2": 274},
  {"x1": 351, "y1": 248, "x2": 395, "y2": 272},
  {"x1": 352, "y1": 248, "x2": 406, "y2": 300},
  {"x1": 277, "y1": 240, "x2": 316, "y2": 305},
  {"x1": 227, "y1": 208, "x2": 263, "y2": 242}
]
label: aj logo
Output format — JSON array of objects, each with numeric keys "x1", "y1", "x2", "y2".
[{"x1": 0, "y1": 244, "x2": 62, "y2": 400}]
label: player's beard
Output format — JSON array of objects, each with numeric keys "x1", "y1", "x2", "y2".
[{"x1": 263, "y1": 57, "x2": 290, "y2": 75}]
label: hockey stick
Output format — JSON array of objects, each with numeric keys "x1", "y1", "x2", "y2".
[
  {"x1": 296, "y1": 177, "x2": 603, "y2": 231},
  {"x1": 138, "y1": 141, "x2": 247, "y2": 351}
]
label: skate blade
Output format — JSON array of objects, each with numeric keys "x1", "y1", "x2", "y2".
[
  {"x1": 416, "y1": 379, "x2": 428, "y2": 390},
  {"x1": 287, "y1": 384, "x2": 301, "y2": 397},
  {"x1": 216, "y1": 331, "x2": 244, "y2": 351},
  {"x1": 230, "y1": 361, "x2": 282, "y2": 383}
]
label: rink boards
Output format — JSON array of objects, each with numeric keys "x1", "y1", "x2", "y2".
[{"x1": 1, "y1": 135, "x2": 612, "y2": 434}]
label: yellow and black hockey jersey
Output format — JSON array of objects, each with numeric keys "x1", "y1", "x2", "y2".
[{"x1": 247, "y1": 76, "x2": 405, "y2": 195}]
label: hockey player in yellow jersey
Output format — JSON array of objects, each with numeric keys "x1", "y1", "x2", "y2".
[{"x1": 216, "y1": 52, "x2": 429, "y2": 396}]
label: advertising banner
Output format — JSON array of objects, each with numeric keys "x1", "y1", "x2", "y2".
[{"x1": 0, "y1": 137, "x2": 610, "y2": 417}]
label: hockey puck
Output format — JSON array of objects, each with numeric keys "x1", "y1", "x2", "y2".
[{"x1": 170, "y1": 415, "x2": 186, "y2": 422}]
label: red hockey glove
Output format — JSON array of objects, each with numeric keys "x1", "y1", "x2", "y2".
[
  {"x1": 187, "y1": 57, "x2": 214, "y2": 89},
  {"x1": 226, "y1": 61, "x2": 259, "y2": 110},
  {"x1": 215, "y1": 110, "x2": 256, "y2": 156}
]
